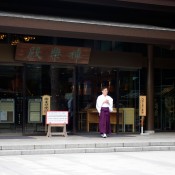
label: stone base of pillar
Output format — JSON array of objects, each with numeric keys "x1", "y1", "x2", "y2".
[
  {"x1": 145, "y1": 130, "x2": 155, "y2": 134},
  {"x1": 140, "y1": 133, "x2": 150, "y2": 136}
]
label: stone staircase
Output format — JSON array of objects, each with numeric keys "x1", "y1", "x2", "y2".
[{"x1": 1, "y1": 141, "x2": 175, "y2": 156}]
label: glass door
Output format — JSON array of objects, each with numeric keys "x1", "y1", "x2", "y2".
[
  {"x1": 119, "y1": 69, "x2": 140, "y2": 132},
  {"x1": 25, "y1": 64, "x2": 74, "y2": 134},
  {"x1": 77, "y1": 66, "x2": 140, "y2": 133},
  {"x1": 50, "y1": 66, "x2": 74, "y2": 132},
  {"x1": 155, "y1": 69, "x2": 175, "y2": 131},
  {"x1": 25, "y1": 64, "x2": 50, "y2": 133},
  {"x1": 0, "y1": 65, "x2": 23, "y2": 133}
]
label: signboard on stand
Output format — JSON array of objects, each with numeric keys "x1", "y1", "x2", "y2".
[
  {"x1": 46, "y1": 111, "x2": 68, "y2": 124},
  {"x1": 139, "y1": 96, "x2": 146, "y2": 116},
  {"x1": 139, "y1": 96, "x2": 146, "y2": 135},
  {"x1": 46, "y1": 111, "x2": 68, "y2": 137}
]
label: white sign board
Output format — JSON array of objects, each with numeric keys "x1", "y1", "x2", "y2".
[{"x1": 46, "y1": 111, "x2": 68, "y2": 124}]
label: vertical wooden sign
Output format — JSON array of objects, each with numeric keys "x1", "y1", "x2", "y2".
[
  {"x1": 139, "y1": 95, "x2": 146, "y2": 135},
  {"x1": 139, "y1": 96, "x2": 146, "y2": 116},
  {"x1": 41, "y1": 95, "x2": 51, "y2": 115}
]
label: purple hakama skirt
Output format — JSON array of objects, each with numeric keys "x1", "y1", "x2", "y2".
[{"x1": 99, "y1": 107, "x2": 111, "y2": 134}]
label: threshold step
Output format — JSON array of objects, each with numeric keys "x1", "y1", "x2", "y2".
[{"x1": 0, "y1": 146, "x2": 175, "y2": 156}]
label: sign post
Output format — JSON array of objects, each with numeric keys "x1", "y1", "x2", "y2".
[
  {"x1": 46, "y1": 111, "x2": 68, "y2": 137},
  {"x1": 41, "y1": 95, "x2": 51, "y2": 132},
  {"x1": 41, "y1": 95, "x2": 51, "y2": 116},
  {"x1": 139, "y1": 96, "x2": 146, "y2": 135}
]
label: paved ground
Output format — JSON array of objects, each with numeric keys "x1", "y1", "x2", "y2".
[
  {"x1": 0, "y1": 132, "x2": 175, "y2": 145},
  {"x1": 0, "y1": 132, "x2": 175, "y2": 174},
  {"x1": 0, "y1": 151, "x2": 175, "y2": 175}
]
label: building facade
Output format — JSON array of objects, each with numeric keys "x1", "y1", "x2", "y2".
[{"x1": 0, "y1": 0, "x2": 175, "y2": 134}]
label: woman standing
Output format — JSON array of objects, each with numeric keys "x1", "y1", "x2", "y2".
[{"x1": 96, "y1": 87, "x2": 113, "y2": 138}]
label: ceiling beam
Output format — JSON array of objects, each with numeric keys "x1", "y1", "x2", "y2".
[
  {"x1": 116, "y1": 0, "x2": 175, "y2": 6},
  {"x1": 60, "y1": 0, "x2": 175, "y2": 7},
  {"x1": 0, "y1": 14, "x2": 175, "y2": 46}
]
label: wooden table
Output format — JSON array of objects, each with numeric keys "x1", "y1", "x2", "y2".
[
  {"x1": 86, "y1": 108, "x2": 135, "y2": 132},
  {"x1": 86, "y1": 108, "x2": 124, "y2": 132}
]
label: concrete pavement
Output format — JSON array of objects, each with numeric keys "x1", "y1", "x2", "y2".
[{"x1": 0, "y1": 151, "x2": 175, "y2": 175}]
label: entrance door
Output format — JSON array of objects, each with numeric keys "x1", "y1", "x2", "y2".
[
  {"x1": 25, "y1": 65, "x2": 74, "y2": 133},
  {"x1": 0, "y1": 65, "x2": 23, "y2": 133},
  {"x1": 118, "y1": 70, "x2": 140, "y2": 132},
  {"x1": 154, "y1": 69, "x2": 175, "y2": 131},
  {"x1": 50, "y1": 66, "x2": 74, "y2": 132},
  {"x1": 76, "y1": 66, "x2": 140, "y2": 133}
]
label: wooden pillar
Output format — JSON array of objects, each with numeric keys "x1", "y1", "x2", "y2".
[
  {"x1": 50, "y1": 37, "x2": 58, "y2": 110},
  {"x1": 73, "y1": 65, "x2": 77, "y2": 134},
  {"x1": 147, "y1": 45, "x2": 155, "y2": 133},
  {"x1": 116, "y1": 69, "x2": 120, "y2": 133},
  {"x1": 22, "y1": 64, "x2": 26, "y2": 134},
  {"x1": 50, "y1": 66, "x2": 59, "y2": 110}
]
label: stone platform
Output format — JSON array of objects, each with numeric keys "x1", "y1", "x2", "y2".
[{"x1": 0, "y1": 132, "x2": 175, "y2": 156}]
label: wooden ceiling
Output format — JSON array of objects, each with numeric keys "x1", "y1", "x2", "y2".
[
  {"x1": 0, "y1": 0, "x2": 174, "y2": 45},
  {"x1": 0, "y1": 0, "x2": 174, "y2": 28}
]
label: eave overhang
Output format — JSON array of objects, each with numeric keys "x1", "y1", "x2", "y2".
[{"x1": 0, "y1": 12, "x2": 175, "y2": 45}]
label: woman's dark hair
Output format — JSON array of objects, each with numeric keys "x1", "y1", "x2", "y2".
[{"x1": 101, "y1": 86, "x2": 108, "y2": 91}]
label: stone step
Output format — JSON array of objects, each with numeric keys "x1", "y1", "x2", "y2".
[
  {"x1": 1, "y1": 141, "x2": 175, "y2": 150},
  {"x1": 0, "y1": 142, "x2": 175, "y2": 156},
  {"x1": 0, "y1": 146, "x2": 175, "y2": 156}
]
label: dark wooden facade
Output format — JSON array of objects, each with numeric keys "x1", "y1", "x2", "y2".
[{"x1": 0, "y1": 0, "x2": 175, "y2": 133}]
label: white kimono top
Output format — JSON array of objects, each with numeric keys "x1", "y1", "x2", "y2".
[{"x1": 96, "y1": 94, "x2": 113, "y2": 115}]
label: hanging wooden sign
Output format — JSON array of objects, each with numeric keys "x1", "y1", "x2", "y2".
[{"x1": 15, "y1": 43, "x2": 91, "y2": 64}]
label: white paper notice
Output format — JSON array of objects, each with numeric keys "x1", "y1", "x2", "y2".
[
  {"x1": 46, "y1": 111, "x2": 68, "y2": 124},
  {"x1": 0, "y1": 111, "x2": 7, "y2": 121}
]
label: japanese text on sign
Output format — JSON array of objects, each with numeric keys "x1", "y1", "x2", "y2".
[
  {"x1": 46, "y1": 111, "x2": 68, "y2": 124},
  {"x1": 139, "y1": 96, "x2": 146, "y2": 116},
  {"x1": 15, "y1": 43, "x2": 91, "y2": 64},
  {"x1": 41, "y1": 95, "x2": 51, "y2": 115}
]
